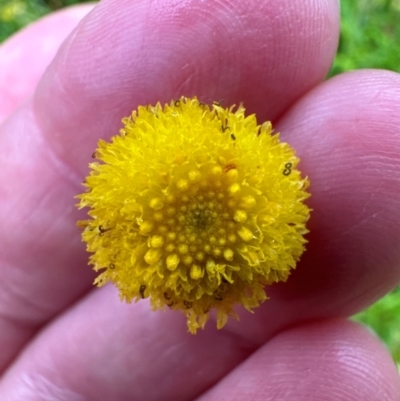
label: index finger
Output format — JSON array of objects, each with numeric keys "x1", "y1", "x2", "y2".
[{"x1": 34, "y1": 0, "x2": 339, "y2": 174}]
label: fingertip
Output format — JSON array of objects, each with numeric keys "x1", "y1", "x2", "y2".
[
  {"x1": 33, "y1": 0, "x2": 340, "y2": 175},
  {"x1": 274, "y1": 69, "x2": 400, "y2": 314},
  {"x1": 199, "y1": 319, "x2": 400, "y2": 401},
  {"x1": 0, "y1": 3, "x2": 95, "y2": 124}
]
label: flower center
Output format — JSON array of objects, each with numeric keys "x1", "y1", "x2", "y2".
[{"x1": 140, "y1": 163, "x2": 258, "y2": 277}]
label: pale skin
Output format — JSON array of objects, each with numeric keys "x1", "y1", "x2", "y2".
[{"x1": 0, "y1": 0, "x2": 400, "y2": 399}]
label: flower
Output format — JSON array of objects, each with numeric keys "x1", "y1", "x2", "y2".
[{"x1": 77, "y1": 97, "x2": 310, "y2": 333}]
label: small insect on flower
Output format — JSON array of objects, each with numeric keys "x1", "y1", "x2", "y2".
[{"x1": 77, "y1": 96, "x2": 311, "y2": 333}]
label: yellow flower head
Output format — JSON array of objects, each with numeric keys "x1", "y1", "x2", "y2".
[{"x1": 77, "y1": 97, "x2": 310, "y2": 333}]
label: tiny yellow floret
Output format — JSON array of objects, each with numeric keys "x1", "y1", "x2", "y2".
[
  {"x1": 77, "y1": 97, "x2": 310, "y2": 333},
  {"x1": 234, "y1": 210, "x2": 248, "y2": 223},
  {"x1": 149, "y1": 198, "x2": 164, "y2": 210},
  {"x1": 237, "y1": 226, "x2": 254, "y2": 242},
  {"x1": 150, "y1": 235, "x2": 164, "y2": 248},
  {"x1": 166, "y1": 254, "x2": 180, "y2": 271}
]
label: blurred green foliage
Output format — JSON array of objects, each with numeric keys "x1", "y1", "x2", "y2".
[
  {"x1": 353, "y1": 288, "x2": 400, "y2": 371},
  {"x1": 0, "y1": 0, "x2": 399, "y2": 370},
  {"x1": 0, "y1": 0, "x2": 47, "y2": 41},
  {"x1": 0, "y1": 0, "x2": 86, "y2": 42},
  {"x1": 330, "y1": 0, "x2": 400, "y2": 75}
]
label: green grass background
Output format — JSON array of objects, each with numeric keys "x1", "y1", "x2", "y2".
[{"x1": 1, "y1": 0, "x2": 400, "y2": 370}]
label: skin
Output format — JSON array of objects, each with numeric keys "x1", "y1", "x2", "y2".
[{"x1": 0, "y1": 0, "x2": 400, "y2": 400}]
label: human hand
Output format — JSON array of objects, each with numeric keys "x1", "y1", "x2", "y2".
[{"x1": 1, "y1": 1, "x2": 400, "y2": 400}]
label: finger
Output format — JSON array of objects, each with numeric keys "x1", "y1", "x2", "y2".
[
  {"x1": 0, "y1": 285, "x2": 254, "y2": 400},
  {"x1": 2, "y1": 289, "x2": 399, "y2": 401},
  {"x1": 273, "y1": 70, "x2": 400, "y2": 317},
  {"x1": 197, "y1": 320, "x2": 400, "y2": 401},
  {"x1": 226, "y1": 69, "x2": 400, "y2": 343},
  {"x1": 0, "y1": 4, "x2": 94, "y2": 124},
  {"x1": 34, "y1": 0, "x2": 340, "y2": 174},
  {"x1": 0, "y1": 0, "x2": 339, "y2": 373},
  {"x1": 0, "y1": 5, "x2": 96, "y2": 372}
]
